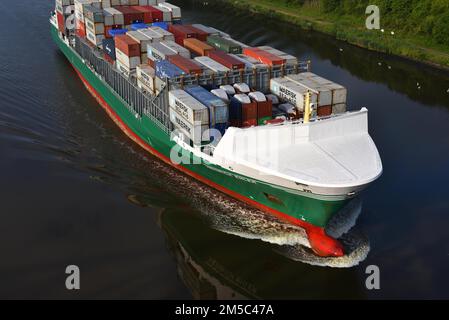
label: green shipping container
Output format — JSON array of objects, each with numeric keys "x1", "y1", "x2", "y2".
[{"x1": 206, "y1": 35, "x2": 242, "y2": 54}]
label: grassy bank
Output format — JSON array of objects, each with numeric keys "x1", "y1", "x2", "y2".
[{"x1": 215, "y1": 0, "x2": 449, "y2": 70}]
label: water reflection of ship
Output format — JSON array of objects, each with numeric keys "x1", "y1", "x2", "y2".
[{"x1": 156, "y1": 199, "x2": 368, "y2": 299}]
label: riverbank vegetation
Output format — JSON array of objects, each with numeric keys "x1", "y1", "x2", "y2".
[{"x1": 218, "y1": 0, "x2": 449, "y2": 68}]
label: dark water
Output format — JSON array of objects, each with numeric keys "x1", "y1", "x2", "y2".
[{"x1": 1, "y1": 0, "x2": 448, "y2": 299}]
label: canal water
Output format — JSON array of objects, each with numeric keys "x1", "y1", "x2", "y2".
[{"x1": 0, "y1": 0, "x2": 448, "y2": 299}]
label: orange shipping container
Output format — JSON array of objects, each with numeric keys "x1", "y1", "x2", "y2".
[
  {"x1": 114, "y1": 35, "x2": 140, "y2": 57},
  {"x1": 243, "y1": 47, "x2": 285, "y2": 66},
  {"x1": 183, "y1": 38, "x2": 214, "y2": 56}
]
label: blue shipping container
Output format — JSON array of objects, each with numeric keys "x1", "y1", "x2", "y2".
[
  {"x1": 184, "y1": 86, "x2": 229, "y2": 127},
  {"x1": 108, "y1": 29, "x2": 127, "y2": 37},
  {"x1": 155, "y1": 60, "x2": 185, "y2": 79},
  {"x1": 152, "y1": 22, "x2": 169, "y2": 30},
  {"x1": 131, "y1": 23, "x2": 148, "y2": 31},
  {"x1": 229, "y1": 97, "x2": 243, "y2": 122},
  {"x1": 102, "y1": 38, "x2": 116, "y2": 61}
]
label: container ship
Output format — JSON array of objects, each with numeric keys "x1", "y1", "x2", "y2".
[{"x1": 50, "y1": 0, "x2": 383, "y2": 257}]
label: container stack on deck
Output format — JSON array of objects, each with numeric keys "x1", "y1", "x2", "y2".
[{"x1": 57, "y1": 0, "x2": 348, "y2": 147}]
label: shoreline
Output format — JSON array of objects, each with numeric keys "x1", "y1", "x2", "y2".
[{"x1": 211, "y1": 0, "x2": 449, "y2": 72}]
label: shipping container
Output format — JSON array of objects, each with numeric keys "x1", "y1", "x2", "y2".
[
  {"x1": 229, "y1": 94, "x2": 257, "y2": 128},
  {"x1": 158, "y1": 2, "x2": 182, "y2": 20},
  {"x1": 127, "y1": 31, "x2": 151, "y2": 53},
  {"x1": 266, "y1": 94, "x2": 280, "y2": 105},
  {"x1": 84, "y1": 5, "x2": 104, "y2": 23},
  {"x1": 230, "y1": 54, "x2": 268, "y2": 69},
  {"x1": 155, "y1": 60, "x2": 185, "y2": 79},
  {"x1": 160, "y1": 40, "x2": 190, "y2": 58},
  {"x1": 184, "y1": 86, "x2": 229, "y2": 127},
  {"x1": 102, "y1": 38, "x2": 116, "y2": 60},
  {"x1": 134, "y1": 6, "x2": 154, "y2": 24},
  {"x1": 149, "y1": 26, "x2": 175, "y2": 41},
  {"x1": 270, "y1": 77, "x2": 318, "y2": 112},
  {"x1": 286, "y1": 73, "x2": 332, "y2": 107},
  {"x1": 207, "y1": 50, "x2": 245, "y2": 70},
  {"x1": 194, "y1": 56, "x2": 230, "y2": 73},
  {"x1": 169, "y1": 90, "x2": 209, "y2": 125},
  {"x1": 183, "y1": 38, "x2": 214, "y2": 57},
  {"x1": 258, "y1": 46, "x2": 298, "y2": 66},
  {"x1": 207, "y1": 35, "x2": 242, "y2": 54},
  {"x1": 168, "y1": 25, "x2": 197, "y2": 45},
  {"x1": 248, "y1": 92, "x2": 273, "y2": 125},
  {"x1": 169, "y1": 108, "x2": 210, "y2": 145},
  {"x1": 142, "y1": 5, "x2": 163, "y2": 22},
  {"x1": 136, "y1": 64, "x2": 156, "y2": 94},
  {"x1": 137, "y1": 27, "x2": 163, "y2": 42},
  {"x1": 191, "y1": 24, "x2": 220, "y2": 36},
  {"x1": 114, "y1": 34, "x2": 141, "y2": 57},
  {"x1": 147, "y1": 41, "x2": 177, "y2": 63},
  {"x1": 168, "y1": 55, "x2": 202, "y2": 75},
  {"x1": 115, "y1": 6, "x2": 144, "y2": 25},
  {"x1": 153, "y1": 5, "x2": 172, "y2": 22},
  {"x1": 186, "y1": 25, "x2": 209, "y2": 41},
  {"x1": 332, "y1": 103, "x2": 347, "y2": 114},
  {"x1": 116, "y1": 48, "x2": 141, "y2": 69},
  {"x1": 243, "y1": 47, "x2": 286, "y2": 66}
]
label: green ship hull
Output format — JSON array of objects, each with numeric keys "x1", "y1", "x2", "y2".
[{"x1": 51, "y1": 25, "x2": 349, "y2": 255}]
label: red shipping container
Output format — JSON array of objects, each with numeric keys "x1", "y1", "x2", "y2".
[
  {"x1": 186, "y1": 25, "x2": 209, "y2": 41},
  {"x1": 76, "y1": 22, "x2": 86, "y2": 38},
  {"x1": 243, "y1": 47, "x2": 286, "y2": 66},
  {"x1": 207, "y1": 50, "x2": 245, "y2": 70},
  {"x1": 57, "y1": 12, "x2": 65, "y2": 33},
  {"x1": 134, "y1": 6, "x2": 153, "y2": 23},
  {"x1": 169, "y1": 25, "x2": 197, "y2": 41},
  {"x1": 168, "y1": 55, "x2": 203, "y2": 75},
  {"x1": 141, "y1": 6, "x2": 163, "y2": 22},
  {"x1": 254, "y1": 100, "x2": 273, "y2": 121},
  {"x1": 115, "y1": 6, "x2": 144, "y2": 25},
  {"x1": 242, "y1": 102, "x2": 258, "y2": 128},
  {"x1": 317, "y1": 105, "x2": 332, "y2": 117},
  {"x1": 114, "y1": 35, "x2": 140, "y2": 57}
]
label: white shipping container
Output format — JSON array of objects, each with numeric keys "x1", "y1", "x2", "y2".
[
  {"x1": 194, "y1": 56, "x2": 230, "y2": 73},
  {"x1": 127, "y1": 31, "x2": 152, "y2": 53},
  {"x1": 154, "y1": 6, "x2": 172, "y2": 21},
  {"x1": 137, "y1": 64, "x2": 155, "y2": 93},
  {"x1": 170, "y1": 108, "x2": 209, "y2": 145},
  {"x1": 149, "y1": 26, "x2": 175, "y2": 41},
  {"x1": 116, "y1": 48, "x2": 141, "y2": 69},
  {"x1": 158, "y1": 2, "x2": 181, "y2": 19},
  {"x1": 147, "y1": 42, "x2": 177, "y2": 61},
  {"x1": 85, "y1": 18, "x2": 104, "y2": 34},
  {"x1": 160, "y1": 40, "x2": 190, "y2": 59},
  {"x1": 138, "y1": 28, "x2": 163, "y2": 42},
  {"x1": 286, "y1": 74, "x2": 331, "y2": 107},
  {"x1": 332, "y1": 103, "x2": 347, "y2": 114},
  {"x1": 86, "y1": 28, "x2": 104, "y2": 46},
  {"x1": 270, "y1": 78, "x2": 317, "y2": 112},
  {"x1": 169, "y1": 90, "x2": 209, "y2": 125}
]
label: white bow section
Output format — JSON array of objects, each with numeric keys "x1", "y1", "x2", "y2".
[{"x1": 213, "y1": 109, "x2": 383, "y2": 191}]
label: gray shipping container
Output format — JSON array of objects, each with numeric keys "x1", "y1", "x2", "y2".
[
  {"x1": 169, "y1": 90, "x2": 210, "y2": 125},
  {"x1": 170, "y1": 108, "x2": 209, "y2": 145}
]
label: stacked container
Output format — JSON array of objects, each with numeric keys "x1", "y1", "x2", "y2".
[
  {"x1": 194, "y1": 56, "x2": 230, "y2": 73},
  {"x1": 169, "y1": 89, "x2": 210, "y2": 145},
  {"x1": 286, "y1": 72, "x2": 347, "y2": 116},
  {"x1": 207, "y1": 35, "x2": 242, "y2": 54},
  {"x1": 258, "y1": 46, "x2": 298, "y2": 66},
  {"x1": 168, "y1": 55, "x2": 203, "y2": 75},
  {"x1": 243, "y1": 47, "x2": 286, "y2": 66},
  {"x1": 270, "y1": 77, "x2": 318, "y2": 114},
  {"x1": 127, "y1": 31, "x2": 152, "y2": 64},
  {"x1": 248, "y1": 92, "x2": 273, "y2": 125},
  {"x1": 147, "y1": 41, "x2": 177, "y2": 67},
  {"x1": 183, "y1": 38, "x2": 214, "y2": 57},
  {"x1": 114, "y1": 34, "x2": 141, "y2": 73},
  {"x1": 229, "y1": 94, "x2": 257, "y2": 128},
  {"x1": 184, "y1": 86, "x2": 229, "y2": 136},
  {"x1": 207, "y1": 50, "x2": 245, "y2": 71},
  {"x1": 84, "y1": 5, "x2": 105, "y2": 47}
]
